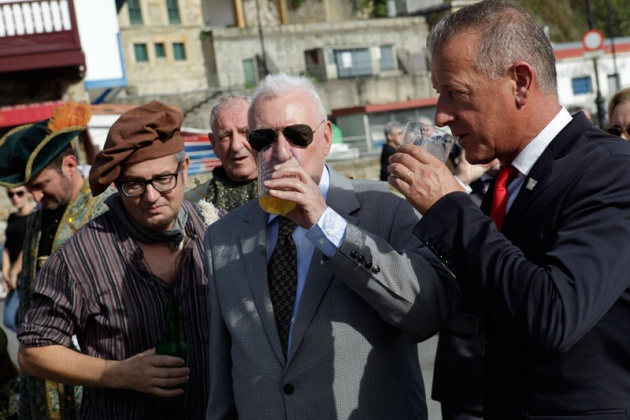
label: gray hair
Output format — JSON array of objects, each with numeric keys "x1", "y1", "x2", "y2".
[
  {"x1": 427, "y1": 0, "x2": 557, "y2": 96},
  {"x1": 250, "y1": 73, "x2": 327, "y2": 120},
  {"x1": 384, "y1": 121, "x2": 402, "y2": 136},
  {"x1": 175, "y1": 149, "x2": 187, "y2": 163},
  {"x1": 209, "y1": 94, "x2": 251, "y2": 132}
]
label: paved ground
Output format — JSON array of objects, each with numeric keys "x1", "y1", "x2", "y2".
[
  {"x1": 419, "y1": 334, "x2": 442, "y2": 419},
  {"x1": 1, "y1": 298, "x2": 442, "y2": 419}
]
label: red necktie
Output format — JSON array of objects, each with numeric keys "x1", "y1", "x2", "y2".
[{"x1": 490, "y1": 165, "x2": 518, "y2": 231}]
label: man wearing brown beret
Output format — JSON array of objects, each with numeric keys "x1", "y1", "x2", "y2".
[
  {"x1": 17, "y1": 101, "x2": 220, "y2": 419},
  {"x1": 0, "y1": 101, "x2": 113, "y2": 419}
]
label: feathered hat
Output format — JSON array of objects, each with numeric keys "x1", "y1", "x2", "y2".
[{"x1": 0, "y1": 101, "x2": 91, "y2": 187}]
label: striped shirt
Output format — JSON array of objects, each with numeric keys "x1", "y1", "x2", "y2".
[{"x1": 19, "y1": 200, "x2": 210, "y2": 419}]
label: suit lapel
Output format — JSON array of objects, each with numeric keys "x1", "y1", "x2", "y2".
[
  {"x1": 288, "y1": 168, "x2": 360, "y2": 362},
  {"x1": 239, "y1": 203, "x2": 287, "y2": 364},
  {"x1": 503, "y1": 151, "x2": 552, "y2": 226},
  {"x1": 503, "y1": 113, "x2": 591, "y2": 228}
]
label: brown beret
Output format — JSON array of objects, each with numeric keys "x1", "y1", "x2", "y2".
[{"x1": 89, "y1": 101, "x2": 184, "y2": 196}]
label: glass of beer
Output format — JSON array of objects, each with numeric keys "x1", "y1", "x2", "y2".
[
  {"x1": 257, "y1": 144, "x2": 298, "y2": 215},
  {"x1": 402, "y1": 122, "x2": 457, "y2": 163}
]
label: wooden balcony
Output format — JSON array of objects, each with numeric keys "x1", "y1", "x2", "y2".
[{"x1": 0, "y1": 0, "x2": 85, "y2": 74}]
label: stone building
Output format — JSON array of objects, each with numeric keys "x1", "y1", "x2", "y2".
[
  {"x1": 114, "y1": 0, "x2": 442, "y2": 129},
  {"x1": 117, "y1": 0, "x2": 209, "y2": 96}
]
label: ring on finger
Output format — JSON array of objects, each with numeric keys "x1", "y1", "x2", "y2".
[{"x1": 405, "y1": 170, "x2": 413, "y2": 183}]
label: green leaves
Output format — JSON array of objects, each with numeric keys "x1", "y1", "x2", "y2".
[{"x1": 520, "y1": 0, "x2": 630, "y2": 42}]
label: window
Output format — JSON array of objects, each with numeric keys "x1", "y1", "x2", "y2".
[
  {"x1": 572, "y1": 76, "x2": 593, "y2": 95},
  {"x1": 334, "y1": 48, "x2": 373, "y2": 79},
  {"x1": 128, "y1": 0, "x2": 143, "y2": 25},
  {"x1": 155, "y1": 43, "x2": 166, "y2": 58},
  {"x1": 134, "y1": 44, "x2": 148, "y2": 62},
  {"x1": 379, "y1": 45, "x2": 395, "y2": 72},
  {"x1": 167, "y1": 0, "x2": 181, "y2": 24},
  {"x1": 173, "y1": 42, "x2": 186, "y2": 61},
  {"x1": 243, "y1": 59, "x2": 257, "y2": 86}
]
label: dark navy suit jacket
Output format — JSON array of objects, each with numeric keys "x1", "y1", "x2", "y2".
[{"x1": 416, "y1": 113, "x2": 630, "y2": 420}]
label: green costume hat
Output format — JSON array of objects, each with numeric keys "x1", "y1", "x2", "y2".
[{"x1": 0, "y1": 102, "x2": 92, "y2": 188}]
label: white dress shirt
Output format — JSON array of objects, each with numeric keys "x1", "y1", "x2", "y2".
[
  {"x1": 506, "y1": 107, "x2": 573, "y2": 212},
  {"x1": 266, "y1": 166, "x2": 348, "y2": 351}
]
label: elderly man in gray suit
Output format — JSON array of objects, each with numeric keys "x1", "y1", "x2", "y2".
[{"x1": 204, "y1": 73, "x2": 459, "y2": 420}]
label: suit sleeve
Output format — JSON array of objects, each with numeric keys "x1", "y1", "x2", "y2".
[
  {"x1": 204, "y1": 229, "x2": 237, "y2": 420},
  {"x1": 322, "y1": 195, "x2": 460, "y2": 342},
  {"x1": 414, "y1": 153, "x2": 630, "y2": 352}
]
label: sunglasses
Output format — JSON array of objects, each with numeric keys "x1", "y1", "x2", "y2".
[
  {"x1": 8, "y1": 190, "x2": 25, "y2": 199},
  {"x1": 604, "y1": 125, "x2": 630, "y2": 138},
  {"x1": 248, "y1": 120, "x2": 326, "y2": 152}
]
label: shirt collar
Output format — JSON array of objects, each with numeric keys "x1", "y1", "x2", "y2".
[{"x1": 511, "y1": 107, "x2": 572, "y2": 176}]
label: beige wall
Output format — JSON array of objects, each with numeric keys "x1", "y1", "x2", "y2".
[
  {"x1": 205, "y1": 16, "x2": 431, "y2": 88},
  {"x1": 286, "y1": 0, "x2": 355, "y2": 24},
  {"x1": 119, "y1": 0, "x2": 208, "y2": 96},
  {"x1": 118, "y1": 0, "x2": 432, "y2": 98},
  {"x1": 115, "y1": 0, "x2": 435, "y2": 131}
]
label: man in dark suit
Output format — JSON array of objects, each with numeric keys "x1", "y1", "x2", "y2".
[
  {"x1": 432, "y1": 147, "x2": 499, "y2": 420},
  {"x1": 388, "y1": 1, "x2": 630, "y2": 419}
]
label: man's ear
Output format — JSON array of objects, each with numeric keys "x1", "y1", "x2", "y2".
[
  {"x1": 511, "y1": 61, "x2": 534, "y2": 107},
  {"x1": 322, "y1": 120, "x2": 333, "y2": 157},
  {"x1": 180, "y1": 156, "x2": 190, "y2": 185},
  {"x1": 208, "y1": 132, "x2": 216, "y2": 148},
  {"x1": 62, "y1": 154, "x2": 78, "y2": 175}
]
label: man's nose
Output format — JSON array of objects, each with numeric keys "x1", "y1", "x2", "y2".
[
  {"x1": 30, "y1": 190, "x2": 43, "y2": 202},
  {"x1": 272, "y1": 134, "x2": 294, "y2": 162},
  {"x1": 142, "y1": 183, "x2": 161, "y2": 201}
]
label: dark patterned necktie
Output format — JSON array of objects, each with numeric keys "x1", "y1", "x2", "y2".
[{"x1": 268, "y1": 216, "x2": 297, "y2": 357}]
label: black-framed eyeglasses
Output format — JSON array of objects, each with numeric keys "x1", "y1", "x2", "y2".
[
  {"x1": 604, "y1": 125, "x2": 630, "y2": 138},
  {"x1": 117, "y1": 163, "x2": 182, "y2": 197},
  {"x1": 7, "y1": 190, "x2": 25, "y2": 199},
  {"x1": 247, "y1": 120, "x2": 326, "y2": 152}
]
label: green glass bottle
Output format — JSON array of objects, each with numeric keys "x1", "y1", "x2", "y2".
[{"x1": 155, "y1": 296, "x2": 188, "y2": 416}]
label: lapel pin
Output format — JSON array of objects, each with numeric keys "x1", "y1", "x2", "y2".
[{"x1": 526, "y1": 178, "x2": 537, "y2": 190}]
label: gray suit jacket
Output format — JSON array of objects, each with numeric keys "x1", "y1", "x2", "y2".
[{"x1": 204, "y1": 167, "x2": 458, "y2": 420}]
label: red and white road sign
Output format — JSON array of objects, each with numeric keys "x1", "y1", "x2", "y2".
[{"x1": 582, "y1": 29, "x2": 605, "y2": 51}]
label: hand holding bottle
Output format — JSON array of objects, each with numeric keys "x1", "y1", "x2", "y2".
[
  {"x1": 154, "y1": 296, "x2": 189, "y2": 413},
  {"x1": 106, "y1": 348, "x2": 189, "y2": 396}
]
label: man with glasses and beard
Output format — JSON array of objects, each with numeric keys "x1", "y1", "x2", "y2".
[
  {"x1": 17, "y1": 101, "x2": 219, "y2": 419},
  {"x1": 0, "y1": 101, "x2": 113, "y2": 419},
  {"x1": 204, "y1": 73, "x2": 458, "y2": 419}
]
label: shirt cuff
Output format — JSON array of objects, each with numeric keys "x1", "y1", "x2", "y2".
[
  {"x1": 454, "y1": 176, "x2": 473, "y2": 194},
  {"x1": 306, "y1": 207, "x2": 347, "y2": 258}
]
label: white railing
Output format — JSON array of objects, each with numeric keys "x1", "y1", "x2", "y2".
[{"x1": 0, "y1": 0, "x2": 72, "y2": 37}]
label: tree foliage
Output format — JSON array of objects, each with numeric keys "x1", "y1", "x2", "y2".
[
  {"x1": 354, "y1": 0, "x2": 389, "y2": 18},
  {"x1": 305, "y1": 0, "x2": 630, "y2": 38},
  {"x1": 288, "y1": 0, "x2": 305, "y2": 8},
  {"x1": 517, "y1": 0, "x2": 629, "y2": 43}
]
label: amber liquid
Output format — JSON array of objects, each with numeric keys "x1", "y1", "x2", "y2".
[{"x1": 259, "y1": 195, "x2": 296, "y2": 215}]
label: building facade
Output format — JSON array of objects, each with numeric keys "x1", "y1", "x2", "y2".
[{"x1": 117, "y1": 0, "x2": 208, "y2": 95}]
